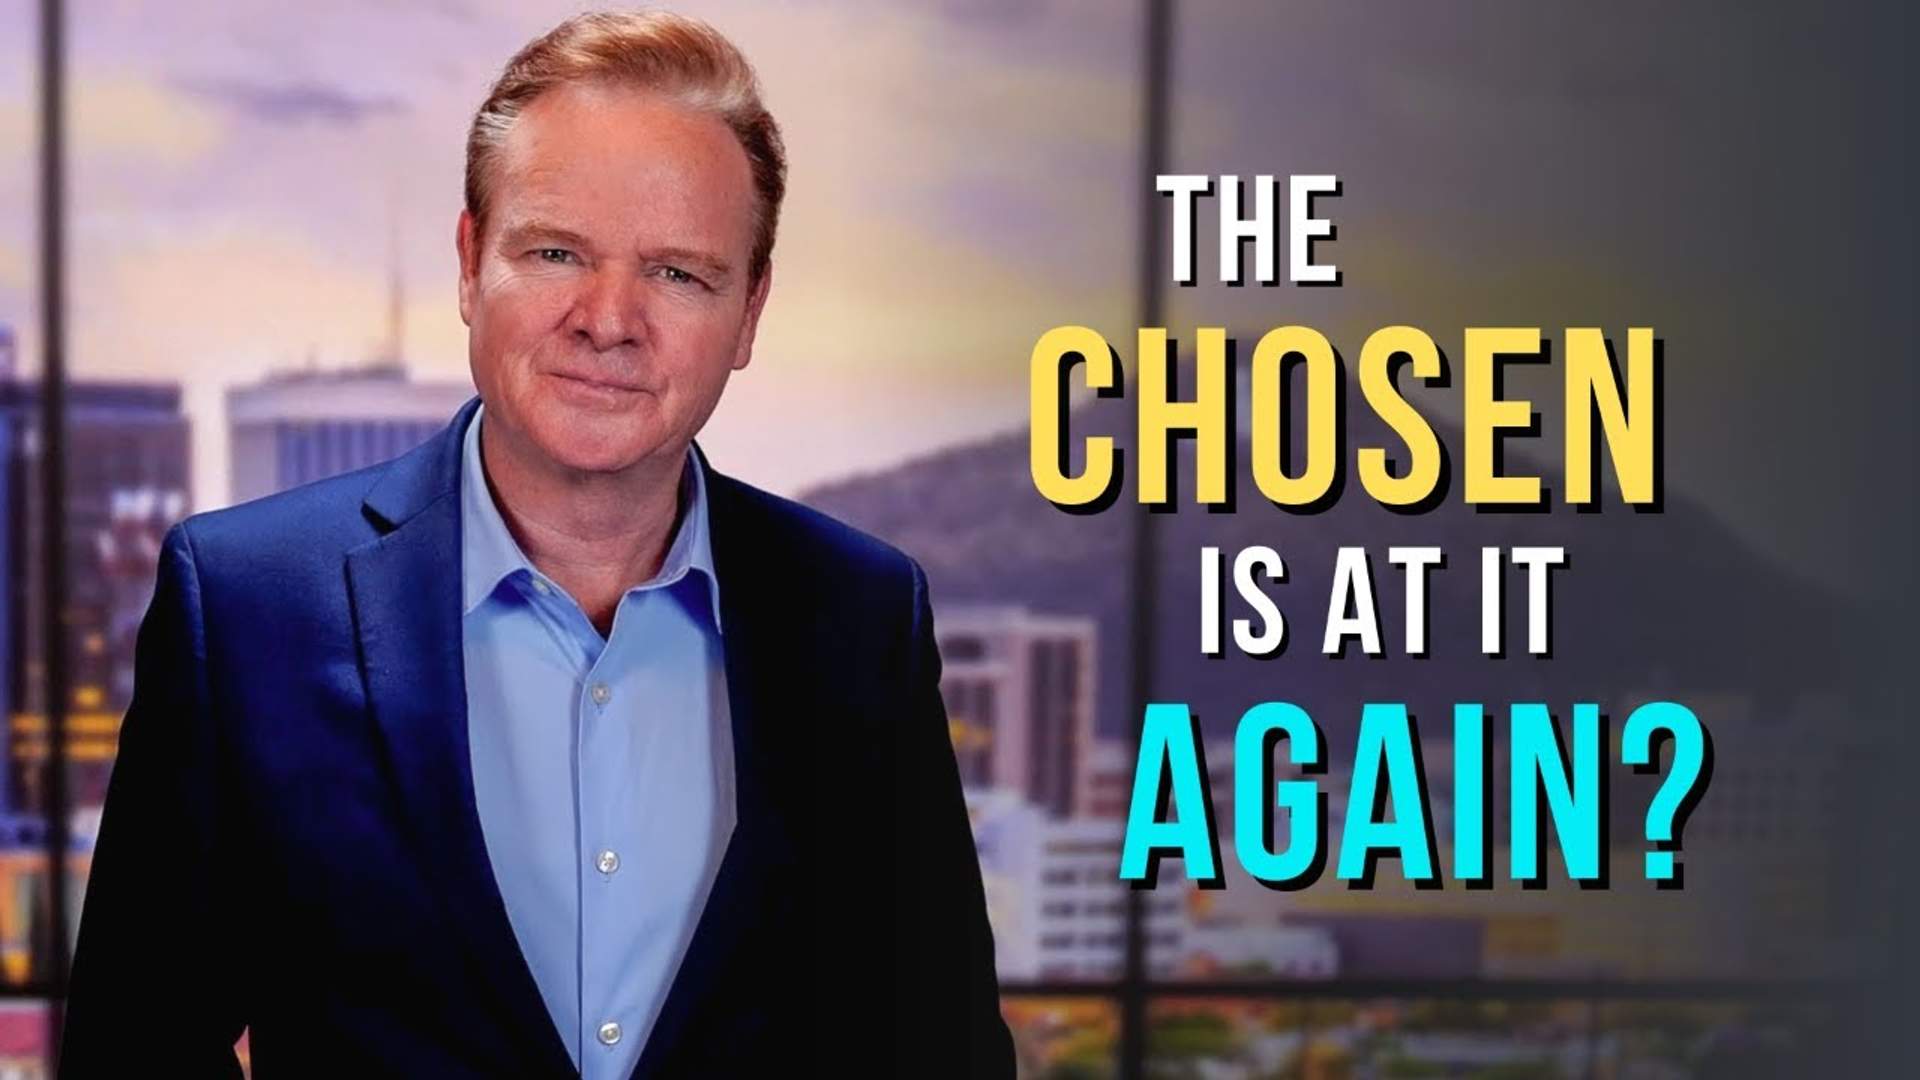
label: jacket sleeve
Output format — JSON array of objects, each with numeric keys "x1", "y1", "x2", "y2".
[
  {"x1": 889, "y1": 556, "x2": 1017, "y2": 1077},
  {"x1": 61, "y1": 522, "x2": 246, "y2": 1077}
]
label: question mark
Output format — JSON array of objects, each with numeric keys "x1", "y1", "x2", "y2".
[{"x1": 1621, "y1": 702, "x2": 1711, "y2": 886}]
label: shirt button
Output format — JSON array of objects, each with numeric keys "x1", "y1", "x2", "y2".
[
  {"x1": 598, "y1": 1021, "x2": 622, "y2": 1047},
  {"x1": 590, "y1": 681, "x2": 611, "y2": 705},
  {"x1": 530, "y1": 578, "x2": 551, "y2": 595},
  {"x1": 596, "y1": 849, "x2": 620, "y2": 875}
]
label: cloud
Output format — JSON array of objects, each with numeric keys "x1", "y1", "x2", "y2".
[
  {"x1": 0, "y1": 76, "x2": 223, "y2": 170},
  {"x1": 50, "y1": 0, "x2": 1152, "y2": 499},
  {"x1": 172, "y1": 77, "x2": 406, "y2": 125}
]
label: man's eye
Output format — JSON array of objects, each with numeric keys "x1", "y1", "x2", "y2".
[
  {"x1": 657, "y1": 266, "x2": 700, "y2": 286},
  {"x1": 535, "y1": 248, "x2": 575, "y2": 264}
]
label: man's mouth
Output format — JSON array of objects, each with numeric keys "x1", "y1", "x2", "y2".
[{"x1": 548, "y1": 371, "x2": 646, "y2": 394}]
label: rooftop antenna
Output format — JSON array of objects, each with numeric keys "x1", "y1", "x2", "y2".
[{"x1": 381, "y1": 181, "x2": 405, "y2": 371}]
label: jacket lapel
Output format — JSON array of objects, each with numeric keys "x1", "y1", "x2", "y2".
[
  {"x1": 629, "y1": 448, "x2": 797, "y2": 1079},
  {"x1": 344, "y1": 395, "x2": 576, "y2": 1076}
]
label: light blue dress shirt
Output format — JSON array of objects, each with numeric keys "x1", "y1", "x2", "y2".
[{"x1": 460, "y1": 401, "x2": 735, "y2": 1078}]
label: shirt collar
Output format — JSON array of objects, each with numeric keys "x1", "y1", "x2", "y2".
[{"x1": 459, "y1": 399, "x2": 723, "y2": 632}]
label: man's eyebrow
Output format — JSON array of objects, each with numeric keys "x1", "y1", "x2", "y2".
[
  {"x1": 494, "y1": 222, "x2": 592, "y2": 252},
  {"x1": 644, "y1": 246, "x2": 734, "y2": 279}
]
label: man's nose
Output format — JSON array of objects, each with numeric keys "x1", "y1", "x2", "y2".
[{"x1": 567, "y1": 267, "x2": 646, "y2": 352}]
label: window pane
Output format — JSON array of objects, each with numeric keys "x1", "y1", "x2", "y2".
[
  {"x1": 60, "y1": 0, "x2": 1147, "y2": 1050},
  {"x1": 1149, "y1": 0, "x2": 1894, "y2": 991},
  {"x1": 786, "y1": 1, "x2": 1144, "y2": 994},
  {"x1": 0, "y1": 0, "x2": 63, "y2": 1000}
]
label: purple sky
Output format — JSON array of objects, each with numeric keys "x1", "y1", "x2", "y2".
[
  {"x1": 0, "y1": 0, "x2": 1141, "y2": 507},
  {"x1": 0, "y1": 1, "x2": 1910, "y2": 599}
]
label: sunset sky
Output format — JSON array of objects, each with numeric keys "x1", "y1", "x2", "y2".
[{"x1": 0, "y1": 1, "x2": 1909, "y2": 598}]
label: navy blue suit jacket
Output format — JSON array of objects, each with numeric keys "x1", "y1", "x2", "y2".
[{"x1": 61, "y1": 395, "x2": 1015, "y2": 1078}]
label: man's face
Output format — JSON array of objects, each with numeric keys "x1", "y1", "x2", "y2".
[{"x1": 456, "y1": 79, "x2": 770, "y2": 476}]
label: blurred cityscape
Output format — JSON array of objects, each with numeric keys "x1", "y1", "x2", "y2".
[
  {"x1": 2, "y1": 0, "x2": 1909, "y2": 1071},
  {"x1": 804, "y1": 355, "x2": 1883, "y2": 1078},
  {"x1": 0, "y1": 315, "x2": 1878, "y2": 1076}
]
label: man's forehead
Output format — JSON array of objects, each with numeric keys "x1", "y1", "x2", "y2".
[
  {"x1": 500, "y1": 83, "x2": 750, "y2": 189},
  {"x1": 489, "y1": 83, "x2": 756, "y2": 243}
]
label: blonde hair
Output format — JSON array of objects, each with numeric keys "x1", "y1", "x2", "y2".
[{"x1": 465, "y1": 10, "x2": 787, "y2": 283}]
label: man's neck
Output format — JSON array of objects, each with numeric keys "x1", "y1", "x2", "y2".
[{"x1": 478, "y1": 413, "x2": 686, "y2": 636}]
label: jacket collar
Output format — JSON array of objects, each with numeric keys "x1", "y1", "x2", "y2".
[{"x1": 347, "y1": 395, "x2": 794, "y2": 1078}]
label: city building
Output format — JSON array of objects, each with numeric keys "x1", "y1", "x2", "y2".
[
  {"x1": 1032, "y1": 817, "x2": 1191, "y2": 980},
  {"x1": 938, "y1": 606, "x2": 1096, "y2": 819},
  {"x1": 1082, "y1": 737, "x2": 1242, "y2": 823},
  {"x1": 964, "y1": 788, "x2": 1046, "y2": 979},
  {"x1": 225, "y1": 362, "x2": 474, "y2": 504},
  {"x1": 967, "y1": 789, "x2": 1193, "y2": 981},
  {"x1": 0, "y1": 372, "x2": 190, "y2": 825}
]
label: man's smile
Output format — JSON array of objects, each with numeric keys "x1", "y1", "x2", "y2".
[{"x1": 545, "y1": 370, "x2": 650, "y2": 398}]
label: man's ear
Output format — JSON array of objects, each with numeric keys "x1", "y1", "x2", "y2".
[
  {"x1": 731, "y1": 262, "x2": 773, "y2": 371},
  {"x1": 456, "y1": 210, "x2": 479, "y2": 327}
]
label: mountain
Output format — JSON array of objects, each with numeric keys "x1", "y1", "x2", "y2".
[{"x1": 801, "y1": 372, "x2": 1852, "y2": 745}]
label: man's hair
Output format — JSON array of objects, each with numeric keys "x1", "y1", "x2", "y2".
[{"x1": 465, "y1": 9, "x2": 787, "y2": 284}]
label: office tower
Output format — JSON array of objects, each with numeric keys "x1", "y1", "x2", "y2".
[
  {"x1": 937, "y1": 606, "x2": 1097, "y2": 819},
  {"x1": 225, "y1": 362, "x2": 474, "y2": 503},
  {"x1": 0, "y1": 377, "x2": 191, "y2": 823},
  {"x1": 966, "y1": 790, "x2": 1197, "y2": 981}
]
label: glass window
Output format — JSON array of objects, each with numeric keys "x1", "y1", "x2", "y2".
[{"x1": 29, "y1": 2, "x2": 1898, "y2": 1076}]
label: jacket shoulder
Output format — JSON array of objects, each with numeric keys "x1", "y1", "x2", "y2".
[
  {"x1": 173, "y1": 461, "x2": 390, "y2": 576},
  {"x1": 708, "y1": 469, "x2": 924, "y2": 595}
]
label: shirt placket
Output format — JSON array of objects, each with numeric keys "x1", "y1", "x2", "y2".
[{"x1": 577, "y1": 596, "x2": 634, "y2": 1077}]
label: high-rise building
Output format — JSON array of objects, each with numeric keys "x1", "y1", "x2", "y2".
[
  {"x1": 966, "y1": 790, "x2": 1195, "y2": 981},
  {"x1": 1028, "y1": 816, "x2": 1191, "y2": 980},
  {"x1": 0, "y1": 376, "x2": 191, "y2": 824},
  {"x1": 1083, "y1": 737, "x2": 1244, "y2": 823},
  {"x1": 226, "y1": 362, "x2": 474, "y2": 504},
  {"x1": 938, "y1": 606, "x2": 1096, "y2": 819}
]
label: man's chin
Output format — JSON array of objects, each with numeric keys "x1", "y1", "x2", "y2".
[
  {"x1": 525, "y1": 424, "x2": 668, "y2": 476},
  {"x1": 514, "y1": 390, "x2": 641, "y2": 446}
]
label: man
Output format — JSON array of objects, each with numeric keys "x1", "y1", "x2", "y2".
[{"x1": 61, "y1": 11, "x2": 1014, "y2": 1078}]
